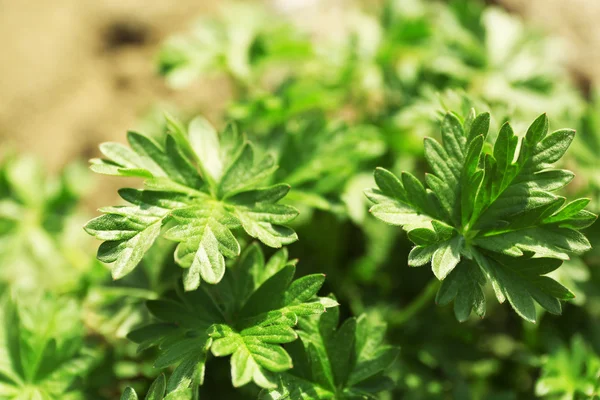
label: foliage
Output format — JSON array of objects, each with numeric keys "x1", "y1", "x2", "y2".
[
  {"x1": 0, "y1": 155, "x2": 98, "y2": 291},
  {"x1": 0, "y1": 294, "x2": 98, "y2": 399},
  {"x1": 84, "y1": 116, "x2": 298, "y2": 290},
  {"x1": 120, "y1": 374, "x2": 191, "y2": 400},
  {"x1": 261, "y1": 309, "x2": 399, "y2": 400},
  {"x1": 536, "y1": 335, "x2": 600, "y2": 399},
  {"x1": 367, "y1": 111, "x2": 596, "y2": 322},
  {"x1": 3, "y1": 0, "x2": 600, "y2": 398},
  {"x1": 158, "y1": 3, "x2": 312, "y2": 89},
  {"x1": 127, "y1": 244, "x2": 336, "y2": 391},
  {"x1": 270, "y1": 116, "x2": 385, "y2": 213}
]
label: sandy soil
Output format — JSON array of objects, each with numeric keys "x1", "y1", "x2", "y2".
[{"x1": 0, "y1": 0, "x2": 228, "y2": 170}]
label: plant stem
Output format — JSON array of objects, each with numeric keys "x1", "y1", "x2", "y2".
[{"x1": 388, "y1": 279, "x2": 440, "y2": 327}]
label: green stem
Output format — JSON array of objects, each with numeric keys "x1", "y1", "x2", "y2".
[
  {"x1": 193, "y1": 383, "x2": 200, "y2": 400},
  {"x1": 388, "y1": 279, "x2": 440, "y2": 326}
]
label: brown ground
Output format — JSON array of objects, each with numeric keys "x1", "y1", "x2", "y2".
[{"x1": 0, "y1": 0, "x2": 598, "y2": 173}]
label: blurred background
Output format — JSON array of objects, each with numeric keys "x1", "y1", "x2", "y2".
[{"x1": 1, "y1": 0, "x2": 600, "y2": 175}]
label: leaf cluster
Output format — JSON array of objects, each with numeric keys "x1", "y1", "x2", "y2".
[
  {"x1": 0, "y1": 294, "x2": 97, "y2": 400},
  {"x1": 85, "y1": 116, "x2": 298, "y2": 290},
  {"x1": 0, "y1": 155, "x2": 97, "y2": 291},
  {"x1": 261, "y1": 309, "x2": 399, "y2": 400},
  {"x1": 367, "y1": 111, "x2": 596, "y2": 322},
  {"x1": 158, "y1": 3, "x2": 312, "y2": 89},
  {"x1": 535, "y1": 335, "x2": 600, "y2": 399},
  {"x1": 127, "y1": 244, "x2": 336, "y2": 391}
]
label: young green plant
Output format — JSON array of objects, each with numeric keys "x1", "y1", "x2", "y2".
[
  {"x1": 367, "y1": 111, "x2": 596, "y2": 322},
  {"x1": 84, "y1": 116, "x2": 298, "y2": 290}
]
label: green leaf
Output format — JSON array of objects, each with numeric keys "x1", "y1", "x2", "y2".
[
  {"x1": 536, "y1": 336, "x2": 600, "y2": 399},
  {"x1": 166, "y1": 205, "x2": 240, "y2": 289},
  {"x1": 431, "y1": 236, "x2": 462, "y2": 280},
  {"x1": 408, "y1": 244, "x2": 440, "y2": 267},
  {"x1": 121, "y1": 387, "x2": 139, "y2": 400},
  {"x1": 0, "y1": 294, "x2": 98, "y2": 399},
  {"x1": 367, "y1": 111, "x2": 596, "y2": 322},
  {"x1": 119, "y1": 374, "x2": 191, "y2": 400},
  {"x1": 274, "y1": 117, "x2": 385, "y2": 208},
  {"x1": 188, "y1": 116, "x2": 223, "y2": 189},
  {"x1": 94, "y1": 218, "x2": 162, "y2": 280},
  {"x1": 218, "y1": 142, "x2": 277, "y2": 198},
  {"x1": 366, "y1": 167, "x2": 441, "y2": 231},
  {"x1": 86, "y1": 115, "x2": 299, "y2": 286},
  {"x1": 484, "y1": 253, "x2": 573, "y2": 322},
  {"x1": 210, "y1": 325, "x2": 293, "y2": 387},
  {"x1": 264, "y1": 308, "x2": 398, "y2": 399},
  {"x1": 128, "y1": 245, "x2": 335, "y2": 390},
  {"x1": 466, "y1": 111, "x2": 490, "y2": 143},
  {"x1": 436, "y1": 259, "x2": 486, "y2": 322},
  {"x1": 146, "y1": 374, "x2": 167, "y2": 400},
  {"x1": 0, "y1": 154, "x2": 98, "y2": 292},
  {"x1": 492, "y1": 122, "x2": 518, "y2": 197}
]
